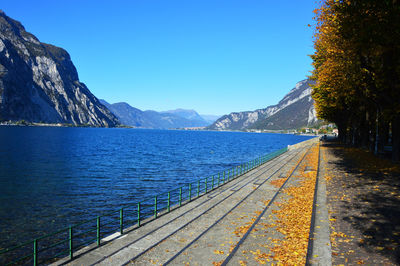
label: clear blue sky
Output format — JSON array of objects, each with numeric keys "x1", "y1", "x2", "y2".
[{"x1": 1, "y1": 0, "x2": 317, "y2": 116}]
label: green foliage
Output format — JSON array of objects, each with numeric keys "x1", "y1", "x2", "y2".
[{"x1": 16, "y1": 120, "x2": 29, "y2": 126}]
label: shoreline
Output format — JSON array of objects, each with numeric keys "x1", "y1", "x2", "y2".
[{"x1": 0, "y1": 122, "x2": 323, "y2": 137}]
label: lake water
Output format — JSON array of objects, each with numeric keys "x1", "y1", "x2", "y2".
[{"x1": 0, "y1": 126, "x2": 312, "y2": 250}]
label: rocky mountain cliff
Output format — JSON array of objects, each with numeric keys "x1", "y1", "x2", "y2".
[
  {"x1": 100, "y1": 100, "x2": 210, "y2": 129},
  {"x1": 0, "y1": 11, "x2": 119, "y2": 126},
  {"x1": 208, "y1": 79, "x2": 319, "y2": 131}
]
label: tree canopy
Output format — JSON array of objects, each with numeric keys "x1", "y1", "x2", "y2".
[{"x1": 310, "y1": 0, "x2": 400, "y2": 161}]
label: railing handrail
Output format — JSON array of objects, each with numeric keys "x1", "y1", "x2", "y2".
[{"x1": 0, "y1": 147, "x2": 288, "y2": 265}]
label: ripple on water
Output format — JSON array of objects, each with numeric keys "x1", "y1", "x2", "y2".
[{"x1": 0, "y1": 127, "x2": 312, "y2": 251}]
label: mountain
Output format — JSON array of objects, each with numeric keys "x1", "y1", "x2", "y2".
[
  {"x1": 200, "y1": 114, "x2": 221, "y2": 124},
  {"x1": 0, "y1": 11, "x2": 119, "y2": 127},
  {"x1": 100, "y1": 100, "x2": 211, "y2": 128},
  {"x1": 208, "y1": 79, "x2": 319, "y2": 131},
  {"x1": 100, "y1": 100, "x2": 144, "y2": 127},
  {"x1": 162, "y1": 109, "x2": 209, "y2": 127}
]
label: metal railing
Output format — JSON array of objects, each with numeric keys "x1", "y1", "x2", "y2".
[{"x1": 0, "y1": 147, "x2": 287, "y2": 265}]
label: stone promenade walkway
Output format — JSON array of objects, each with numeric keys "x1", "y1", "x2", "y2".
[{"x1": 54, "y1": 137, "x2": 331, "y2": 265}]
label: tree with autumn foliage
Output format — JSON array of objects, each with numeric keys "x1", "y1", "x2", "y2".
[{"x1": 310, "y1": 0, "x2": 400, "y2": 161}]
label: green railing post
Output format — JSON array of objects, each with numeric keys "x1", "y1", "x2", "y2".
[
  {"x1": 212, "y1": 175, "x2": 214, "y2": 189},
  {"x1": 179, "y1": 187, "x2": 182, "y2": 206},
  {"x1": 33, "y1": 239, "x2": 38, "y2": 266},
  {"x1": 97, "y1": 216, "x2": 100, "y2": 246},
  {"x1": 167, "y1": 192, "x2": 171, "y2": 212},
  {"x1": 0, "y1": 148, "x2": 292, "y2": 266},
  {"x1": 154, "y1": 196, "x2": 158, "y2": 218},
  {"x1": 120, "y1": 208, "x2": 124, "y2": 235},
  {"x1": 69, "y1": 226, "x2": 73, "y2": 260},
  {"x1": 137, "y1": 202, "x2": 141, "y2": 227}
]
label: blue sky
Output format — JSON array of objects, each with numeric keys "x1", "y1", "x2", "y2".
[{"x1": 1, "y1": 1, "x2": 317, "y2": 116}]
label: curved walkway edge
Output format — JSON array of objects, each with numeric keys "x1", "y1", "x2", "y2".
[
  {"x1": 307, "y1": 141, "x2": 332, "y2": 265},
  {"x1": 52, "y1": 138, "x2": 320, "y2": 265}
]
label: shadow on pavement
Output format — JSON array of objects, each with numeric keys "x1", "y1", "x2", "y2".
[{"x1": 321, "y1": 138, "x2": 400, "y2": 264}]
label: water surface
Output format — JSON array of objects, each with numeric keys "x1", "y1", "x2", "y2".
[{"x1": 0, "y1": 126, "x2": 312, "y2": 248}]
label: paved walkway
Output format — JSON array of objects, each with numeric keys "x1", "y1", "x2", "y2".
[
  {"x1": 55, "y1": 138, "x2": 328, "y2": 265},
  {"x1": 315, "y1": 139, "x2": 400, "y2": 265}
]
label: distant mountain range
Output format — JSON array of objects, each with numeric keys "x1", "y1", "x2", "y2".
[
  {"x1": 208, "y1": 79, "x2": 319, "y2": 131},
  {"x1": 200, "y1": 114, "x2": 221, "y2": 125},
  {"x1": 0, "y1": 11, "x2": 119, "y2": 127},
  {"x1": 0, "y1": 11, "x2": 319, "y2": 130},
  {"x1": 100, "y1": 100, "x2": 218, "y2": 129}
]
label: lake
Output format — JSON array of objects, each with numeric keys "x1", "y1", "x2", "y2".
[{"x1": 0, "y1": 126, "x2": 312, "y2": 250}]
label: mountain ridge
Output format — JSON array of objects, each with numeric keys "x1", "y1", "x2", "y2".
[
  {"x1": 208, "y1": 79, "x2": 319, "y2": 131},
  {"x1": 100, "y1": 100, "x2": 213, "y2": 129},
  {"x1": 0, "y1": 11, "x2": 119, "y2": 127}
]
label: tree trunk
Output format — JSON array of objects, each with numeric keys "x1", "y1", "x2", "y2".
[
  {"x1": 337, "y1": 120, "x2": 347, "y2": 143},
  {"x1": 392, "y1": 114, "x2": 400, "y2": 162},
  {"x1": 360, "y1": 111, "x2": 369, "y2": 147}
]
